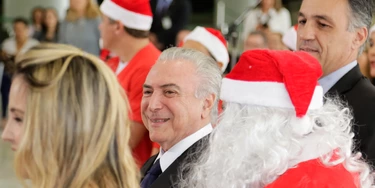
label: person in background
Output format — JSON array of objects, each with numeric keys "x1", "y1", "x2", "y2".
[
  {"x1": 242, "y1": 0, "x2": 291, "y2": 39},
  {"x1": 99, "y1": 0, "x2": 161, "y2": 167},
  {"x1": 244, "y1": 31, "x2": 268, "y2": 51},
  {"x1": 266, "y1": 32, "x2": 287, "y2": 50},
  {"x1": 1, "y1": 43, "x2": 140, "y2": 188},
  {"x1": 175, "y1": 29, "x2": 190, "y2": 46},
  {"x1": 297, "y1": 0, "x2": 375, "y2": 163},
  {"x1": 59, "y1": 0, "x2": 101, "y2": 56},
  {"x1": 37, "y1": 8, "x2": 60, "y2": 43},
  {"x1": 149, "y1": 0, "x2": 192, "y2": 50},
  {"x1": 181, "y1": 26, "x2": 229, "y2": 74},
  {"x1": 30, "y1": 6, "x2": 44, "y2": 39},
  {"x1": 2, "y1": 17, "x2": 39, "y2": 56}
]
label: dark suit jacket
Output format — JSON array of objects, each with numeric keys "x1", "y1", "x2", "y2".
[
  {"x1": 141, "y1": 135, "x2": 208, "y2": 188},
  {"x1": 326, "y1": 65, "x2": 375, "y2": 164},
  {"x1": 150, "y1": 0, "x2": 192, "y2": 50}
]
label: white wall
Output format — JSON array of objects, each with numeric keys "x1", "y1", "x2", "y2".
[{"x1": 4, "y1": 0, "x2": 69, "y2": 22}]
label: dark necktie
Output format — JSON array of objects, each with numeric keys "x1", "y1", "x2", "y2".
[{"x1": 141, "y1": 159, "x2": 162, "y2": 188}]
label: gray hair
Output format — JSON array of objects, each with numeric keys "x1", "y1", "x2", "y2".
[
  {"x1": 347, "y1": 0, "x2": 374, "y2": 55},
  {"x1": 156, "y1": 47, "x2": 222, "y2": 123}
]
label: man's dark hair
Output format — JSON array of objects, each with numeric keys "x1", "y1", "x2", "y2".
[
  {"x1": 13, "y1": 17, "x2": 30, "y2": 27},
  {"x1": 123, "y1": 26, "x2": 149, "y2": 38},
  {"x1": 108, "y1": 18, "x2": 149, "y2": 38}
]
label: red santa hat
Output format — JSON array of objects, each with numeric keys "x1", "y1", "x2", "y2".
[
  {"x1": 282, "y1": 24, "x2": 298, "y2": 51},
  {"x1": 221, "y1": 50, "x2": 323, "y2": 133},
  {"x1": 100, "y1": 0, "x2": 153, "y2": 30},
  {"x1": 183, "y1": 26, "x2": 229, "y2": 72}
]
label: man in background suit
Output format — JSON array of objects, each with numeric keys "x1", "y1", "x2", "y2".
[
  {"x1": 149, "y1": 0, "x2": 192, "y2": 50},
  {"x1": 297, "y1": 0, "x2": 375, "y2": 163},
  {"x1": 140, "y1": 47, "x2": 221, "y2": 188}
]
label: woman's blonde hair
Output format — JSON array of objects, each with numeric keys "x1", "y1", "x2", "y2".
[
  {"x1": 13, "y1": 43, "x2": 140, "y2": 188},
  {"x1": 65, "y1": 0, "x2": 101, "y2": 21}
]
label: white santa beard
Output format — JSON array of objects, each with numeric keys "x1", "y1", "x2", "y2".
[{"x1": 178, "y1": 98, "x2": 374, "y2": 188}]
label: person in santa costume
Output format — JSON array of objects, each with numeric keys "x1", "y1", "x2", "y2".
[
  {"x1": 99, "y1": 0, "x2": 160, "y2": 167},
  {"x1": 178, "y1": 50, "x2": 374, "y2": 188},
  {"x1": 180, "y1": 26, "x2": 229, "y2": 74}
]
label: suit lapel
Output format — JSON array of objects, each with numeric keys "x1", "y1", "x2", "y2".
[
  {"x1": 326, "y1": 65, "x2": 363, "y2": 96},
  {"x1": 150, "y1": 135, "x2": 210, "y2": 188}
]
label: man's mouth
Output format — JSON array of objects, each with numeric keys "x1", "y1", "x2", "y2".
[
  {"x1": 150, "y1": 118, "x2": 170, "y2": 123},
  {"x1": 299, "y1": 47, "x2": 319, "y2": 53}
]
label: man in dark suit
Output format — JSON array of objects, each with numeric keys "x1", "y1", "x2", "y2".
[
  {"x1": 297, "y1": 0, "x2": 375, "y2": 163},
  {"x1": 149, "y1": 0, "x2": 192, "y2": 50},
  {"x1": 140, "y1": 47, "x2": 221, "y2": 188}
]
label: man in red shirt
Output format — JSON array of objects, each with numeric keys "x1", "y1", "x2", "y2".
[{"x1": 99, "y1": 0, "x2": 160, "y2": 167}]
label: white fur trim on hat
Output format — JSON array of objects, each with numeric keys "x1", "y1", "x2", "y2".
[
  {"x1": 184, "y1": 27, "x2": 229, "y2": 72},
  {"x1": 220, "y1": 78, "x2": 323, "y2": 110},
  {"x1": 100, "y1": 0, "x2": 152, "y2": 30}
]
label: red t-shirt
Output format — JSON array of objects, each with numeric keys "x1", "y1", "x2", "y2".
[{"x1": 106, "y1": 43, "x2": 161, "y2": 167}]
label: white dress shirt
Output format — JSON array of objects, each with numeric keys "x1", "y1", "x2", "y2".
[
  {"x1": 318, "y1": 61, "x2": 357, "y2": 94},
  {"x1": 155, "y1": 124, "x2": 213, "y2": 172}
]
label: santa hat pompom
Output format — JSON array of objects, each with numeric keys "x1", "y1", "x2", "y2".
[{"x1": 290, "y1": 116, "x2": 314, "y2": 136}]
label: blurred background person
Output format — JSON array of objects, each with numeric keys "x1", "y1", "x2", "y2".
[
  {"x1": 242, "y1": 0, "x2": 291, "y2": 39},
  {"x1": 149, "y1": 0, "x2": 192, "y2": 50},
  {"x1": 59, "y1": 0, "x2": 101, "y2": 56},
  {"x1": 243, "y1": 31, "x2": 268, "y2": 51},
  {"x1": 2, "y1": 17, "x2": 39, "y2": 56},
  {"x1": 37, "y1": 8, "x2": 60, "y2": 43},
  {"x1": 1, "y1": 43, "x2": 140, "y2": 188},
  {"x1": 175, "y1": 29, "x2": 191, "y2": 46},
  {"x1": 266, "y1": 32, "x2": 287, "y2": 50},
  {"x1": 30, "y1": 6, "x2": 44, "y2": 39},
  {"x1": 181, "y1": 26, "x2": 229, "y2": 73}
]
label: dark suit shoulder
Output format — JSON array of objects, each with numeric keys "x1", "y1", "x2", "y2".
[{"x1": 344, "y1": 77, "x2": 375, "y2": 125}]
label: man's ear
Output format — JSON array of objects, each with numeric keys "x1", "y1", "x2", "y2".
[
  {"x1": 201, "y1": 93, "x2": 216, "y2": 119},
  {"x1": 352, "y1": 27, "x2": 368, "y2": 51},
  {"x1": 115, "y1": 21, "x2": 124, "y2": 35}
]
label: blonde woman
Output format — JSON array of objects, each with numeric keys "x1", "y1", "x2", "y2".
[
  {"x1": 59, "y1": 0, "x2": 101, "y2": 56},
  {"x1": 1, "y1": 43, "x2": 139, "y2": 188}
]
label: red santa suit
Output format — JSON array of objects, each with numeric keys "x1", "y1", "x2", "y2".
[{"x1": 266, "y1": 157, "x2": 359, "y2": 188}]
